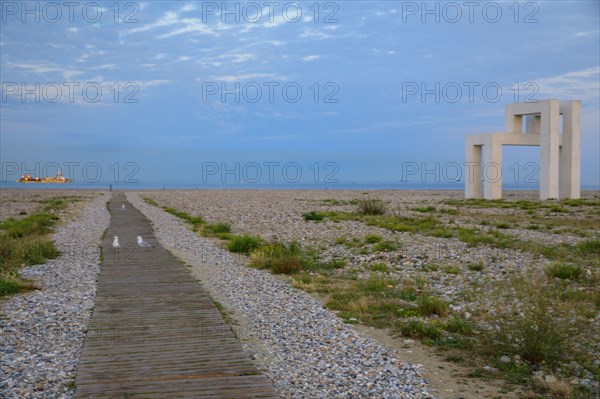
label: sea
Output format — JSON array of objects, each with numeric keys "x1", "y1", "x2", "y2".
[{"x1": 2, "y1": 181, "x2": 599, "y2": 191}]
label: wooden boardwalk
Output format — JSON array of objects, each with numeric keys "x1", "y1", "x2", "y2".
[{"x1": 74, "y1": 193, "x2": 279, "y2": 398}]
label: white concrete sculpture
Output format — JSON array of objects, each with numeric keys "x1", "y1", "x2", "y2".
[{"x1": 465, "y1": 99, "x2": 581, "y2": 200}]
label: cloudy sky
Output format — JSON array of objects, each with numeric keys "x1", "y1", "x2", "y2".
[{"x1": 1, "y1": 1, "x2": 598, "y2": 187}]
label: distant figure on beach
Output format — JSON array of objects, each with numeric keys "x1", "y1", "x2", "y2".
[{"x1": 137, "y1": 236, "x2": 154, "y2": 248}]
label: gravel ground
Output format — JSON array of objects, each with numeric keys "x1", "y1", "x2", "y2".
[
  {"x1": 3, "y1": 188, "x2": 596, "y2": 398},
  {"x1": 128, "y1": 192, "x2": 434, "y2": 399},
  {"x1": 138, "y1": 189, "x2": 600, "y2": 305},
  {"x1": 0, "y1": 189, "x2": 100, "y2": 222},
  {"x1": 0, "y1": 193, "x2": 109, "y2": 399},
  {"x1": 137, "y1": 189, "x2": 600, "y2": 396}
]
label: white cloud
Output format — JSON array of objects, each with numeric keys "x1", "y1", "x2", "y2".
[
  {"x1": 263, "y1": 15, "x2": 289, "y2": 28},
  {"x1": 243, "y1": 134, "x2": 300, "y2": 141},
  {"x1": 300, "y1": 28, "x2": 333, "y2": 39},
  {"x1": 255, "y1": 110, "x2": 298, "y2": 119},
  {"x1": 217, "y1": 52, "x2": 256, "y2": 63},
  {"x1": 248, "y1": 40, "x2": 285, "y2": 47},
  {"x1": 215, "y1": 22, "x2": 235, "y2": 31},
  {"x1": 135, "y1": 79, "x2": 170, "y2": 89},
  {"x1": 575, "y1": 30, "x2": 598, "y2": 37},
  {"x1": 133, "y1": 10, "x2": 179, "y2": 34},
  {"x1": 120, "y1": 7, "x2": 217, "y2": 38},
  {"x1": 333, "y1": 119, "x2": 445, "y2": 135},
  {"x1": 6, "y1": 62, "x2": 83, "y2": 80},
  {"x1": 374, "y1": 8, "x2": 398, "y2": 17},
  {"x1": 302, "y1": 55, "x2": 320, "y2": 62},
  {"x1": 210, "y1": 73, "x2": 282, "y2": 82},
  {"x1": 68, "y1": 27, "x2": 78, "y2": 34},
  {"x1": 91, "y1": 64, "x2": 117, "y2": 70},
  {"x1": 240, "y1": 23, "x2": 261, "y2": 33},
  {"x1": 158, "y1": 18, "x2": 218, "y2": 38},
  {"x1": 180, "y1": 3, "x2": 196, "y2": 12},
  {"x1": 534, "y1": 67, "x2": 600, "y2": 102}
]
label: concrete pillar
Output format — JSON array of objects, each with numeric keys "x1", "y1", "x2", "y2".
[
  {"x1": 465, "y1": 141, "x2": 482, "y2": 199},
  {"x1": 559, "y1": 100, "x2": 581, "y2": 199},
  {"x1": 505, "y1": 107, "x2": 522, "y2": 133},
  {"x1": 539, "y1": 100, "x2": 560, "y2": 199},
  {"x1": 483, "y1": 137, "x2": 502, "y2": 200}
]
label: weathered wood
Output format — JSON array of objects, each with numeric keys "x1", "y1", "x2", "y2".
[{"x1": 73, "y1": 193, "x2": 279, "y2": 398}]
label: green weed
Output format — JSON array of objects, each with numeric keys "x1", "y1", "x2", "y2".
[
  {"x1": 302, "y1": 211, "x2": 325, "y2": 222},
  {"x1": 356, "y1": 198, "x2": 387, "y2": 215},
  {"x1": 227, "y1": 235, "x2": 263, "y2": 254}
]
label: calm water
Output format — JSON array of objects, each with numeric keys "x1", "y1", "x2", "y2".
[{"x1": 2, "y1": 180, "x2": 598, "y2": 191}]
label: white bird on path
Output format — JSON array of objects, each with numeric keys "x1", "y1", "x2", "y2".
[
  {"x1": 121, "y1": 204, "x2": 126, "y2": 211},
  {"x1": 137, "y1": 236, "x2": 154, "y2": 248},
  {"x1": 112, "y1": 236, "x2": 121, "y2": 254}
]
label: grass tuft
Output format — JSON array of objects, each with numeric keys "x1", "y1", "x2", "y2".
[
  {"x1": 575, "y1": 239, "x2": 600, "y2": 256},
  {"x1": 398, "y1": 319, "x2": 444, "y2": 340},
  {"x1": 163, "y1": 207, "x2": 205, "y2": 227},
  {"x1": 545, "y1": 262, "x2": 582, "y2": 280},
  {"x1": 356, "y1": 198, "x2": 387, "y2": 215},
  {"x1": 478, "y1": 277, "x2": 582, "y2": 368},
  {"x1": 363, "y1": 234, "x2": 383, "y2": 244},
  {"x1": 250, "y1": 242, "x2": 303, "y2": 274},
  {"x1": 412, "y1": 206, "x2": 436, "y2": 213},
  {"x1": 0, "y1": 270, "x2": 37, "y2": 296},
  {"x1": 203, "y1": 223, "x2": 232, "y2": 239},
  {"x1": 357, "y1": 276, "x2": 388, "y2": 293},
  {"x1": 227, "y1": 234, "x2": 263, "y2": 254},
  {"x1": 0, "y1": 198, "x2": 66, "y2": 298},
  {"x1": 371, "y1": 262, "x2": 389, "y2": 273},
  {"x1": 467, "y1": 262, "x2": 485, "y2": 271},
  {"x1": 373, "y1": 240, "x2": 401, "y2": 252},
  {"x1": 0, "y1": 213, "x2": 58, "y2": 238},
  {"x1": 417, "y1": 295, "x2": 449, "y2": 317},
  {"x1": 302, "y1": 211, "x2": 325, "y2": 222}
]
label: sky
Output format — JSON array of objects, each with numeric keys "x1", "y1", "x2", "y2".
[{"x1": 1, "y1": 0, "x2": 599, "y2": 188}]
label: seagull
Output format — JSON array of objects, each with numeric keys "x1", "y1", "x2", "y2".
[
  {"x1": 121, "y1": 204, "x2": 126, "y2": 211},
  {"x1": 137, "y1": 236, "x2": 154, "y2": 248},
  {"x1": 112, "y1": 235, "x2": 121, "y2": 261}
]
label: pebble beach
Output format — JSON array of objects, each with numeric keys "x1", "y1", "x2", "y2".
[
  {"x1": 1, "y1": 189, "x2": 598, "y2": 399},
  {"x1": 1, "y1": 192, "x2": 110, "y2": 398}
]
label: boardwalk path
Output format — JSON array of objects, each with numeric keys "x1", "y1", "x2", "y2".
[{"x1": 74, "y1": 193, "x2": 279, "y2": 398}]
